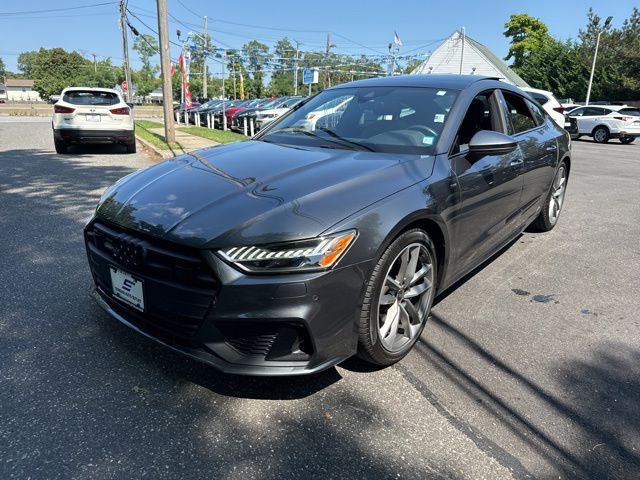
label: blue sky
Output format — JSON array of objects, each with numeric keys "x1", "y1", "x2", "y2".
[{"x1": 0, "y1": 0, "x2": 636, "y2": 75}]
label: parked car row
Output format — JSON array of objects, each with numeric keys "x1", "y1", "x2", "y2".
[
  {"x1": 173, "y1": 96, "x2": 308, "y2": 134},
  {"x1": 519, "y1": 87, "x2": 640, "y2": 145}
]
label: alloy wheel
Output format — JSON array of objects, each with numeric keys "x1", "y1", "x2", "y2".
[
  {"x1": 548, "y1": 166, "x2": 567, "y2": 225},
  {"x1": 594, "y1": 128, "x2": 608, "y2": 143},
  {"x1": 377, "y1": 243, "x2": 434, "y2": 352}
]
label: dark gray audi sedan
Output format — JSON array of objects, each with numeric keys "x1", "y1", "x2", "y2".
[{"x1": 85, "y1": 75, "x2": 570, "y2": 375}]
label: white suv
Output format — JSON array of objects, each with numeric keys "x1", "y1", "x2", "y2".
[
  {"x1": 52, "y1": 87, "x2": 136, "y2": 153},
  {"x1": 521, "y1": 87, "x2": 566, "y2": 127},
  {"x1": 566, "y1": 105, "x2": 640, "y2": 144}
]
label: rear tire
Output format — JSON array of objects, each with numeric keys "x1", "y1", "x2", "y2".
[
  {"x1": 530, "y1": 162, "x2": 568, "y2": 232},
  {"x1": 125, "y1": 138, "x2": 137, "y2": 154},
  {"x1": 620, "y1": 136, "x2": 635, "y2": 145},
  {"x1": 54, "y1": 138, "x2": 67, "y2": 154},
  {"x1": 592, "y1": 126, "x2": 610, "y2": 144},
  {"x1": 357, "y1": 229, "x2": 437, "y2": 367}
]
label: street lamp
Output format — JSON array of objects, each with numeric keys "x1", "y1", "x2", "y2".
[{"x1": 585, "y1": 15, "x2": 613, "y2": 106}]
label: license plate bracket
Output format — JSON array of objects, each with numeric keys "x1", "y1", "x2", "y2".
[{"x1": 109, "y1": 266, "x2": 145, "y2": 311}]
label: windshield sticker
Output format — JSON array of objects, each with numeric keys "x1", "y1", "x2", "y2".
[
  {"x1": 422, "y1": 136, "x2": 435, "y2": 145},
  {"x1": 434, "y1": 114, "x2": 445, "y2": 123},
  {"x1": 436, "y1": 90, "x2": 447, "y2": 96}
]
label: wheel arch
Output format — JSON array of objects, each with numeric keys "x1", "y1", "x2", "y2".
[{"x1": 375, "y1": 213, "x2": 450, "y2": 292}]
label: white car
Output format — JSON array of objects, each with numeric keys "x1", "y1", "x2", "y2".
[
  {"x1": 294, "y1": 96, "x2": 352, "y2": 131},
  {"x1": 52, "y1": 87, "x2": 135, "y2": 154},
  {"x1": 255, "y1": 97, "x2": 305, "y2": 130},
  {"x1": 521, "y1": 87, "x2": 566, "y2": 127},
  {"x1": 566, "y1": 105, "x2": 640, "y2": 144}
]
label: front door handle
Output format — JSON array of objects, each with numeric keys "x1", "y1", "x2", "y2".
[
  {"x1": 546, "y1": 145, "x2": 558, "y2": 152},
  {"x1": 510, "y1": 158, "x2": 524, "y2": 169}
]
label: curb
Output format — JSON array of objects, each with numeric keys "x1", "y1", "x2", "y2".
[{"x1": 135, "y1": 133, "x2": 185, "y2": 160}]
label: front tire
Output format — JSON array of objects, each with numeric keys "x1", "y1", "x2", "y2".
[
  {"x1": 592, "y1": 126, "x2": 610, "y2": 144},
  {"x1": 530, "y1": 162, "x2": 568, "y2": 232},
  {"x1": 357, "y1": 229, "x2": 437, "y2": 366},
  {"x1": 620, "y1": 136, "x2": 635, "y2": 145}
]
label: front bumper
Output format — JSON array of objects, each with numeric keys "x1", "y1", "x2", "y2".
[
  {"x1": 85, "y1": 219, "x2": 371, "y2": 376},
  {"x1": 54, "y1": 128, "x2": 134, "y2": 144}
]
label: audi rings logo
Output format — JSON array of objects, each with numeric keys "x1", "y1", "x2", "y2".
[{"x1": 112, "y1": 236, "x2": 146, "y2": 268}]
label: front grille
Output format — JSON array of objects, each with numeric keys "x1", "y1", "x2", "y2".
[{"x1": 85, "y1": 220, "x2": 219, "y2": 338}]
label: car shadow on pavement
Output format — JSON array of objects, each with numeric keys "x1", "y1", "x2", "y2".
[
  {"x1": 408, "y1": 313, "x2": 640, "y2": 479},
  {"x1": 95, "y1": 308, "x2": 344, "y2": 400}
]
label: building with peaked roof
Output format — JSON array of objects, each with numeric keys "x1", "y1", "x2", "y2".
[
  {"x1": 1, "y1": 78, "x2": 42, "y2": 102},
  {"x1": 411, "y1": 31, "x2": 529, "y2": 88}
]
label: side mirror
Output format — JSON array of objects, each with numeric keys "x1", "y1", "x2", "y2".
[
  {"x1": 127, "y1": 102, "x2": 134, "y2": 110},
  {"x1": 468, "y1": 130, "x2": 517, "y2": 155}
]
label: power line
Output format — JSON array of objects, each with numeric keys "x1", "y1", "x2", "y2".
[{"x1": 0, "y1": 1, "x2": 117, "y2": 16}]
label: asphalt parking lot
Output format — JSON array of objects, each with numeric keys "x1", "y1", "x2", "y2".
[{"x1": 1, "y1": 118, "x2": 639, "y2": 479}]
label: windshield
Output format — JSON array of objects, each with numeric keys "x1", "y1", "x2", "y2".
[{"x1": 259, "y1": 86, "x2": 458, "y2": 154}]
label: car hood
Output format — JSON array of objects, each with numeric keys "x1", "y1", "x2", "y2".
[{"x1": 95, "y1": 140, "x2": 435, "y2": 248}]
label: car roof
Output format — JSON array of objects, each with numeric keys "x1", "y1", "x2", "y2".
[{"x1": 329, "y1": 74, "x2": 501, "y2": 90}]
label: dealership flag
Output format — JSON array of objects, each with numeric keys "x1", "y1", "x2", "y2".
[
  {"x1": 178, "y1": 51, "x2": 192, "y2": 108},
  {"x1": 394, "y1": 31, "x2": 403, "y2": 47}
]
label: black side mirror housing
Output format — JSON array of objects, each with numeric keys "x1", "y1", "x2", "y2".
[
  {"x1": 127, "y1": 102, "x2": 134, "y2": 110},
  {"x1": 468, "y1": 130, "x2": 517, "y2": 155}
]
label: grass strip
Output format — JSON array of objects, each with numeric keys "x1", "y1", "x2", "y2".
[
  {"x1": 134, "y1": 121, "x2": 182, "y2": 150},
  {"x1": 177, "y1": 126, "x2": 247, "y2": 144}
]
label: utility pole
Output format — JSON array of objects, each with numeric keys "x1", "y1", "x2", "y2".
[
  {"x1": 585, "y1": 16, "x2": 612, "y2": 106},
  {"x1": 458, "y1": 27, "x2": 466, "y2": 75},
  {"x1": 202, "y1": 16, "x2": 208, "y2": 98},
  {"x1": 293, "y1": 40, "x2": 301, "y2": 95},
  {"x1": 324, "y1": 33, "x2": 335, "y2": 89},
  {"x1": 119, "y1": 0, "x2": 133, "y2": 102},
  {"x1": 92, "y1": 54, "x2": 97, "y2": 73},
  {"x1": 156, "y1": 0, "x2": 175, "y2": 143}
]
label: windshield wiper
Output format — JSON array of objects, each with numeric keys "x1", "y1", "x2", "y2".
[{"x1": 315, "y1": 127, "x2": 375, "y2": 152}]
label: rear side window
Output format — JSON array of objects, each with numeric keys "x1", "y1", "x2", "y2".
[
  {"x1": 584, "y1": 107, "x2": 607, "y2": 116},
  {"x1": 501, "y1": 91, "x2": 537, "y2": 135},
  {"x1": 63, "y1": 91, "x2": 120, "y2": 106},
  {"x1": 528, "y1": 92, "x2": 549, "y2": 105}
]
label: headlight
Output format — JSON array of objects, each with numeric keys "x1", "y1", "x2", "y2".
[{"x1": 217, "y1": 230, "x2": 357, "y2": 273}]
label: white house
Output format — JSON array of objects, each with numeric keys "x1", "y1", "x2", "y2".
[
  {"x1": 2, "y1": 79, "x2": 42, "y2": 102},
  {"x1": 412, "y1": 31, "x2": 529, "y2": 87}
]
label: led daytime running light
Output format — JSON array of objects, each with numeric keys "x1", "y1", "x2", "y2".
[{"x1": 218, "y1": 230, "x2": 356, "y2": 272}]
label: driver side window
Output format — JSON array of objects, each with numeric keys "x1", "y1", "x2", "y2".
[{"x1": 452, "y1": 91, "x2": 499, "y2": 155}]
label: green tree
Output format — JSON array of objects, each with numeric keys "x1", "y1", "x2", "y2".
[
  {"x1": 133, "y1": 34, "x2": 158, "y2": 68},
  {"x1": 503, "y1": 14, "x2": 550, "y2": 69},
  {"x1": 618, "y1": 7, "x2": 640, "y2": 93},
  {"x1": 132, "y1": 34, "x2": 159, "y2": 100},
  {"x1": 17, "y1": 51, "x2": 38, "y2": 77},
  {"x1": 242, "y1": 40, "x2": 270, "y2": 98},
  {"x1": 31, "y1": 48, "x2": 90, "y2": 99},
  {"x1": 0, "y1": 57, "x2": 5, "y2": 79},
  {"x1": 268, "y1": 38, "x2": 296, "y2": 96}
]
